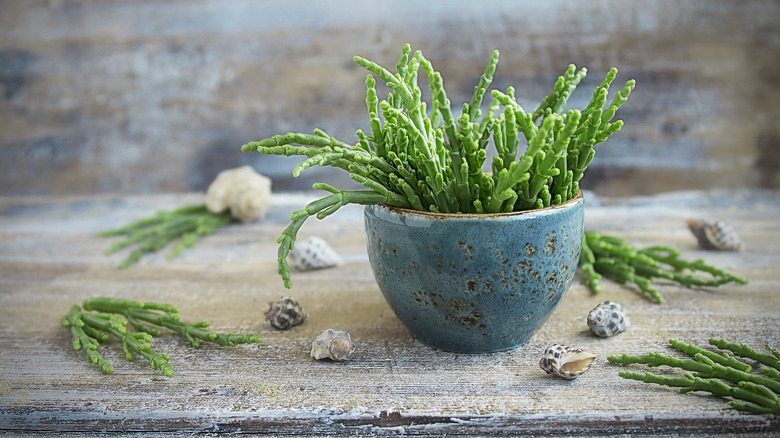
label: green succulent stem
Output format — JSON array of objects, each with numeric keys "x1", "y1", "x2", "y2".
[
  {"x1": 83, "y1": 297, "x2": 261, "y2": 348},
  {"x1": 579, "y1": 232, "x2": 748, "y2": 303},
  {"x1": 619, "y1": 370, "x2": 779, "y2": 414},
  {"x1": 610, "y1": 339, "x2": 780, "y2": 415},
  {"x1": 63, "y1": 298, "x2": 261, "y2": 376},
  {"x1": 669, "y1": 339, "x2": 752, "y2": 373},
  {"x1": 709, "y1": 338, "x2": 780, "y2": 372},
  {"x1": 99, "y1": 204, "x2": 233, "y2": 268}
]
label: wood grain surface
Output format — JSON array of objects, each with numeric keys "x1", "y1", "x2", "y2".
[
  {"x1": 2, "y1": 0, "x2": 779, "y2": 198},
  {"x1": 0, "y1": 190, "x2": 779, "y2": 436}
]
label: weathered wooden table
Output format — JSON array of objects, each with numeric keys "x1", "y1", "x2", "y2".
[{"x1": 1, "y1": 190, "x2": 778, "y2": 436}]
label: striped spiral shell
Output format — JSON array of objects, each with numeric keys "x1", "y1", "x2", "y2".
[
  {"x1": 686, "y1": 219, "x2": 743, "y2": 251},
  {"x1": 540, "y1": 344, "x2": 596, "y2": 380}
]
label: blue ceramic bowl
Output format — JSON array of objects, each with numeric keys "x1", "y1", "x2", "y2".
[{"x1": 364, "y1": 192, "x2": 584, "y2": 353}]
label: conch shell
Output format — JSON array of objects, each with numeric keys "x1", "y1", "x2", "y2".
[
  {"x1": 206, "y1": 166, "x2": 272, "y2": 223},
  {"x1": 540, "y1": 344, "x2": 596, "y2": 380},
  {"x1": 264, "y1": 296, "x2": 306, "y2": 330},
  {"x1": 686, "y1": 219, "x2": 743, "y2": 251},
  {"x1": 311, "y1": 329, "x2": 355, "y2": 361}
]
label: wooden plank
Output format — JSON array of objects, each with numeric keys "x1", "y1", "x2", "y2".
[
  {"x1": 0, "y1": 190, "x2": 779, "y2": 435},
  {"x1": 1, "y1": 1, "x2": 779, "y2": 196}
]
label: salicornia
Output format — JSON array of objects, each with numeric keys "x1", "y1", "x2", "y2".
[
  {"x1": 62, "y1": 298, "x2": 261, "y2": 376},
  {"x1": 579, "y1": 231, "x2": 748, "y2": 303},
  {"x1": 99, "y1": 204, "x2": 233, "y2": 268},
  {"x1": 243, "y1": 44, "x2": 635, "y2": 288},
  {"x1": 609, "y1": 338, "x2": 780, "y2": 414}
]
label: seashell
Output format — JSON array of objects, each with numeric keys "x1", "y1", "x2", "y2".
[
  {"x1": 206, "y1": 166, "x2": 258, "y2": 213},
  {"x1": 288, "y1": 236, "x2": 342, "y2": 271},
  {"x1": 311, "y1": 329, "x2": 356, "y2": 361},
  {"x1": 587, "y1": 301, "x2": 629, "y2": 338},
  {"x1": 540, "y1": 344, "x2": 596, "y2": 380},
  {"x1": 206, "y1": 166, "x2": 272, "y2": 223},
  {"x1": 263, "y1": 296, "x2": 306, "y2": 330},
  {"x1": 686, "y1": 218, "x2": 743, "y2": 251}
]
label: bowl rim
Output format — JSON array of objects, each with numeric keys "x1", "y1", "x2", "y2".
[{"x1": 367, "y1": 190, "x2": 583, "y2": 219}]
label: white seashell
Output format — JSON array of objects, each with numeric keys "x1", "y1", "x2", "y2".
[
  {"x1": 206, "y1": 166, "x2": 272, "y2": 223},
  {"x1": 311, "y1": 329, "x2": 355, "y2": 361},
  {"x1": 587, "y1": 301, "x2": 629, "y2": 338},
  {"x1": 686, "y1": 219, "x2": 743, "y2": 251},
  {"x1": 288, "y1": 236, "x2": 342, "y2": 271},
  {"x1": 206, "y1": 166, "x2": 255, "y2": 213},
  {"x1": 263, "y1": 296, "x2": 306, "y2": 330},
  {"x1": 540, "y1": 344, "x2": 596, "y2": 380}
]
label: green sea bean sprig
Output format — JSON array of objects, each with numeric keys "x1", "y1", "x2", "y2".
[
  {"x1": 99, "y1": 204, "x2": 233, "y2": 268},
  {"x1": 579, "y1": 231, "x2": 748, "y2": 303},
  {"x1": 609, "y1": 338, "x2": 780, "y2": 415},
  {"x1": 61, "y1": 297, "x2": 261, "y2": 376},
  {"x1": 243, "y1": 44, "x2": 635, "y2": 288}
]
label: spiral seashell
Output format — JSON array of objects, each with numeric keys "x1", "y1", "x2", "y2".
[
  {"x1": 288, "y1": 236, "x2": 342, "y2": 271},
  {"x1": 263, "y1": 296, "x2": 306, "y2": 330},
  {"x1": 310, "y1": 329, "x2": 355, "y2": 361},
  {"x1": 206, "y1": 166, "x2": 272, "y2": 223},
  {"x1": 686, "y1": 219, "x2": 743, "y2": 251},
  {"x1": 587, "y1": 301, "x2": 629, "y2": 338},
  {"x1": 540, "y1": 344, "x2": 596, "y2": 380}
]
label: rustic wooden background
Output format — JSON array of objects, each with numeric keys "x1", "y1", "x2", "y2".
[{"x1": 1, "y1": 0, "x2": 779, "y2": 197}]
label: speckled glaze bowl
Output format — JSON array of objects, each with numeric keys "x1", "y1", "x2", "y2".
[{"x1": 364, "y1": 191, "x2": 584, "y2": 353}]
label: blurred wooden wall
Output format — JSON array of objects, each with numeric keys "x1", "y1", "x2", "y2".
[{"x1": 1, "y1": 0, "x2": 779, "y2": 197}]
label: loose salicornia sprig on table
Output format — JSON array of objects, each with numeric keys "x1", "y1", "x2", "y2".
[
  {"x1": 243, "y1": 44, "x2": 635, "y2": 288},
  {"x1": 99, "y1": 204, "x2": 233, "y2": 268},
  {"x1": 83, "y1": 297, "x2": 261, "y2": 348},
  {"x1": 579, "y1": 232, "x2": 748, "y2": 303},
  {"x1": 608, "y1": 338, "x2": 780, "y2": 415},
  {"x1": 62, "y1": 298, "x2": 261, "y2": 376}
]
